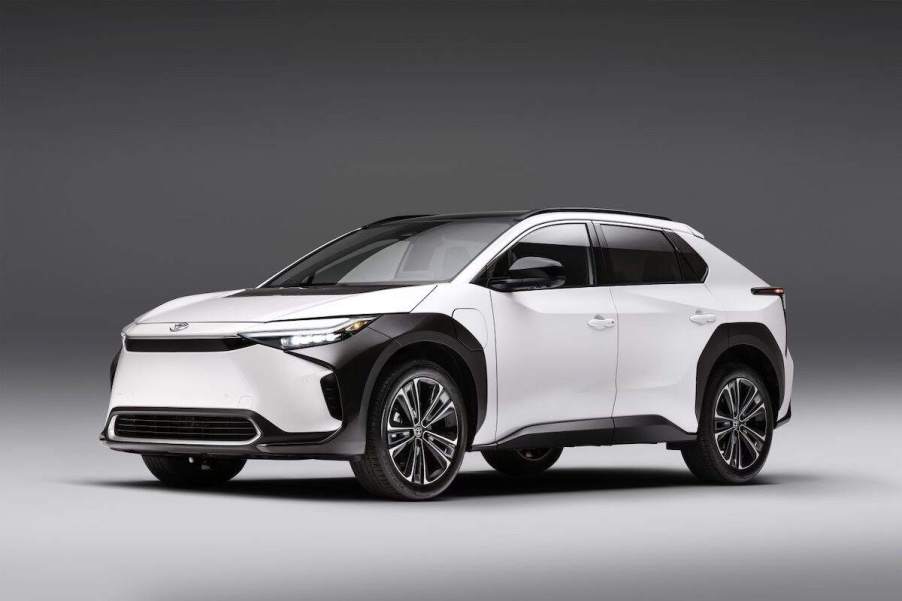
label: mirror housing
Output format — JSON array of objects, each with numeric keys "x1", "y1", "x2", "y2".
[{"x1": 488, "y1": 256, "x2": 566, "y2": 292}]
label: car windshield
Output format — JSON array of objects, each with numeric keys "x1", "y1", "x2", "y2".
[{"x1": 264, "y1": 219, "x2": 511, "y2": 287}]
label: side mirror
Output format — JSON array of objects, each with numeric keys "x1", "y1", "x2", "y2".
[{"x1": 488, "y1": 256, "x2": 566, "y2": 292}]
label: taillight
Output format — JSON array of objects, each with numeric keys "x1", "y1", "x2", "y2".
[{"x1": 752, "y1": 286, "x2": 786, "y2": 310}]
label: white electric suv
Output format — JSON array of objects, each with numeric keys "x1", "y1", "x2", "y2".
[{"x1": 102, "y1": 208, "x2": 793, "y2": 500}]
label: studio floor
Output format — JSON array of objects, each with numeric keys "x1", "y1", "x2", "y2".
[{"x1": 2, "y1": 351, "x2": 900, "y2": 601}]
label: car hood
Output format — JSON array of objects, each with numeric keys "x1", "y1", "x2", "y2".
[{"x1": 135, "y1": 284, "x2": 437, "y2": 324}]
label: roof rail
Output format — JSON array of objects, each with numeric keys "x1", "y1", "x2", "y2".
[
  {"x1": 361, "y1": 214, "x2": 434, "y2": 228},
  {"x1": 520, "y1": 208, "x2": 672, "y2": 222}
]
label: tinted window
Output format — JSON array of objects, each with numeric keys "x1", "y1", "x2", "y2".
[
  {"x1": 490, "y1": 223, "x2": 592, "y2": 288},
  {"x1": 266, "y1": 220, "x2": 510, "y2": 287},
  {"x1": 665, "y1": 231, "x2": 708, "y2": 282},
  {"x1": 600, "y1": 224, "x2": 681, "y2": 285}
]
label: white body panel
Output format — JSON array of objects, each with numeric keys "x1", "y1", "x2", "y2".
[
  {"x1": 490, "y1": 286, "x2": 618, "y2": 438},
  {"x1": 610, "y1": 283, "x2": 721, "y2": 432},
  {"x1": 137, "y1": 285, "x2": 436, "y2": 323}
]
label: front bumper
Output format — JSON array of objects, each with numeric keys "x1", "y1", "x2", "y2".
[{"x1": 110, "y1": 337, "x2": 343, "y2": 433}]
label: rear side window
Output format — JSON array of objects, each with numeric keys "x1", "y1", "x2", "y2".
[
  {"x1": 489, "y1": 223, "x2": 592, "y2": 288},
  {"x1": 664, "y1": 231, "x2": 708, "y2": 283},
  {"x1": 599, "y1": 224, "x2": 681, "y2": 285}
]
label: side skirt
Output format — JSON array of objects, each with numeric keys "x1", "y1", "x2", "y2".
[{"x1": 472, "y1": 415, "x2": 695, "y2": 452}]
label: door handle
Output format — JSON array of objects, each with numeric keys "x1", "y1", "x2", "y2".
[
  {"x1": 588, "y1": 316, "x2": 616, "y2": 330},
  {"x1": 689, "y1": 312, "x2": 717, "y2": 325}
]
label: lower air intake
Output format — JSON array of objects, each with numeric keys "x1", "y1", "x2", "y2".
[{"x1": 112, "y1": 413, "x2": 259, "y2": 443}]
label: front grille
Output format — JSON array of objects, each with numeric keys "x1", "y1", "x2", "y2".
[
  {"x1": 112, "y1": 413, "x2": 258, "y2": 443},
  {"x1": 125, "y1": 337, "x2": 255, "y2": 352}
]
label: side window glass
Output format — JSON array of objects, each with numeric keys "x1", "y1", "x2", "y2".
[
  {"x1": 665, "y1": 231, "x2": 708, "y2": 283},
  {"x1": 491, "y1": 223, "x2": 592, "y2": 288},
  {"x1": 600, "y1": 224, "x2": 681, "y2": 285}
]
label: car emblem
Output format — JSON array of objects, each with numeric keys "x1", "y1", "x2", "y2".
[{"x1": 170, "y1": 322, "x2": 189, "y2": 332}]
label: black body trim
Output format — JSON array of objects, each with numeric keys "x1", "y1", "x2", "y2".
[
  {"x1": 695, "y1": 322, "x2": 785, "y2": 419},
  {"x1": 473, "y1": 415, "x2": 694, "y2": 451},
  {"x1": 276, "y1": 313, "x2": 488, "y2": 456},
  {"x1": 101, "y1": 407, "x2": 339, "y2": 459},
  {"x1": 125, "y1": 337, "x2": 255, "y2": 352},
  {"x1": 110, "y1": 349, "x2": 120, "y2": 388},
  {"x1": 776, "y1": 403, "x2": 792, "y2": 428}
]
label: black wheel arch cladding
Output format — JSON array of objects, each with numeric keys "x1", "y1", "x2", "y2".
[
  {"x1": 695, "y1": 322, "x2": 785, "y2": 421},
  {"x1": 291, "y1": 313, "x2": 488, "y2": 452}
]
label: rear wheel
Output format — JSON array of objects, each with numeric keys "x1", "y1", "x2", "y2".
[
  {"x1": 351, "y1": 360, "x2": 468, "y2": 500},
  {"x1": 142, "y1": 455, "x2": 245, "y2": 487},
  {"x1": 682, "y1": 364, "x2": 774, "y2": 483},
  {"x1": 482, "y1": 447, "x2": 563, "y2": 476}
]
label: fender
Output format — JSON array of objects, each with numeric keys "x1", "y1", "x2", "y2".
[
  {"x1": 287, "y1": 313, "x2": 487, "y2": 456},
  {"x1": 695, "y1": 322, "x2": 785, "y2": 420}
]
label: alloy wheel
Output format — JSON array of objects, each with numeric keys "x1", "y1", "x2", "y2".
[
  {"x1": 384, "y1": 376, "x2": 460, "y2": 486},
  {"x1": 713, "y1": 376, "x2": 769, "y2": 470}
]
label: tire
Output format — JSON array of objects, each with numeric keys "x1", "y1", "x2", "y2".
[
  {"x1": 682, "y1": 363, "x2": 774, "y2": 484},
  {"x1": 351, "y1": 360, "x2": 468, "y2": 500},
  {"x1": 482, "y1": 447, "x2": 563, "y2": 476},
  {"x1": 142, "y1": 455, "x2": 246, "y2": 487}
]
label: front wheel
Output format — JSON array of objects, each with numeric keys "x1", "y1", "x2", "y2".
[
  {"x1": 142, "y1": 455, "x2": 246, "y2": 487},
  {"x1": 681, "y1": 364, "x2": 774, "y2": 484},
  {"x1": 351, "y1": 360, "x2": 468, "y2": 500},
  {"x1": 482, "y1": 447, "x2": 563, "y2": 476}
]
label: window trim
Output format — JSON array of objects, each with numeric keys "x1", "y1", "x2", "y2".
[
  {"x1": 594, "y1": 221, "x2": 699, "y2": 287},
  {"x1": 472, "y1": 220, "x2": 599, "y2": 290}
]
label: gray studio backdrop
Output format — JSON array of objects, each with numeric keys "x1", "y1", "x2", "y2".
[{"x1": 3, "y1": 2, "x2": 901, "y2": 370}]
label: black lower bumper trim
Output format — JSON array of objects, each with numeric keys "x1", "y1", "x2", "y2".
[{"x1": 101, "y1": 407, "x2": 346, "y2": 458}]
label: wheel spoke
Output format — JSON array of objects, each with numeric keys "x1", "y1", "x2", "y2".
[
  {"x1": 739, "y1": 429, "x2": 761, "y2": 466},
  {"x1": 426, "y1": 430, "x2": 457, "y2": 449},
  {"x1": 411, "y1": 378, "x2": 425, "y2": 424},
  {"x1": 424, "y1": 438, "x2": 452, "y2": 468},
  {"x1": 421, "y1": 382, "x2": 446, "y2": 422},
  {"x1": 386, "y1": 423, "x2": 413, "y2": 432},
  {"x1": 423, "y1": 398, "x2": 454, "y2": 428},
  {"x1": 742, "y1": 403, "x2": 765, "y2": 422},
  {"x1": 738, "y1": 385, "x2": 760, "y2": 419},
  {"x1": 744, "y1": 425, "x2": 767, "y2": 443},
  {"x1": 389, "y1": 434, "x2": 414, "y2": 457},
  {"x1": 419, "y1": 440, "x2": 429, "y2": 484},
  {"x1": 397, "y1": 386, "x2": 417, "y2": 425}
]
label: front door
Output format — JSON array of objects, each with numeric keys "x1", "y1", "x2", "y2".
[{"x1": 488, "y1": 222, "x2": 619, "y2": 438}]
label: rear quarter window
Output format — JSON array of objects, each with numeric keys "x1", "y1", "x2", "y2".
[{"x1": 664, "y1": 231, "x2": 709, "y2": 283}]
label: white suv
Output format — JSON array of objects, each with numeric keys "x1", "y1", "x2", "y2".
[{"x1": 102, "y1": 209, "x2": 793, "y2": 500}]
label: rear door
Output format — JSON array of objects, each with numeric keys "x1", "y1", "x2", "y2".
[{"x1": 598, "y1": 223, "x2": 719, "y2": 432}]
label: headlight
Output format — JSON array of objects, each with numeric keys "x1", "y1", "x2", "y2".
[{"x1": 239, "y1": 316, "x2": 377, "y2": 350}]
